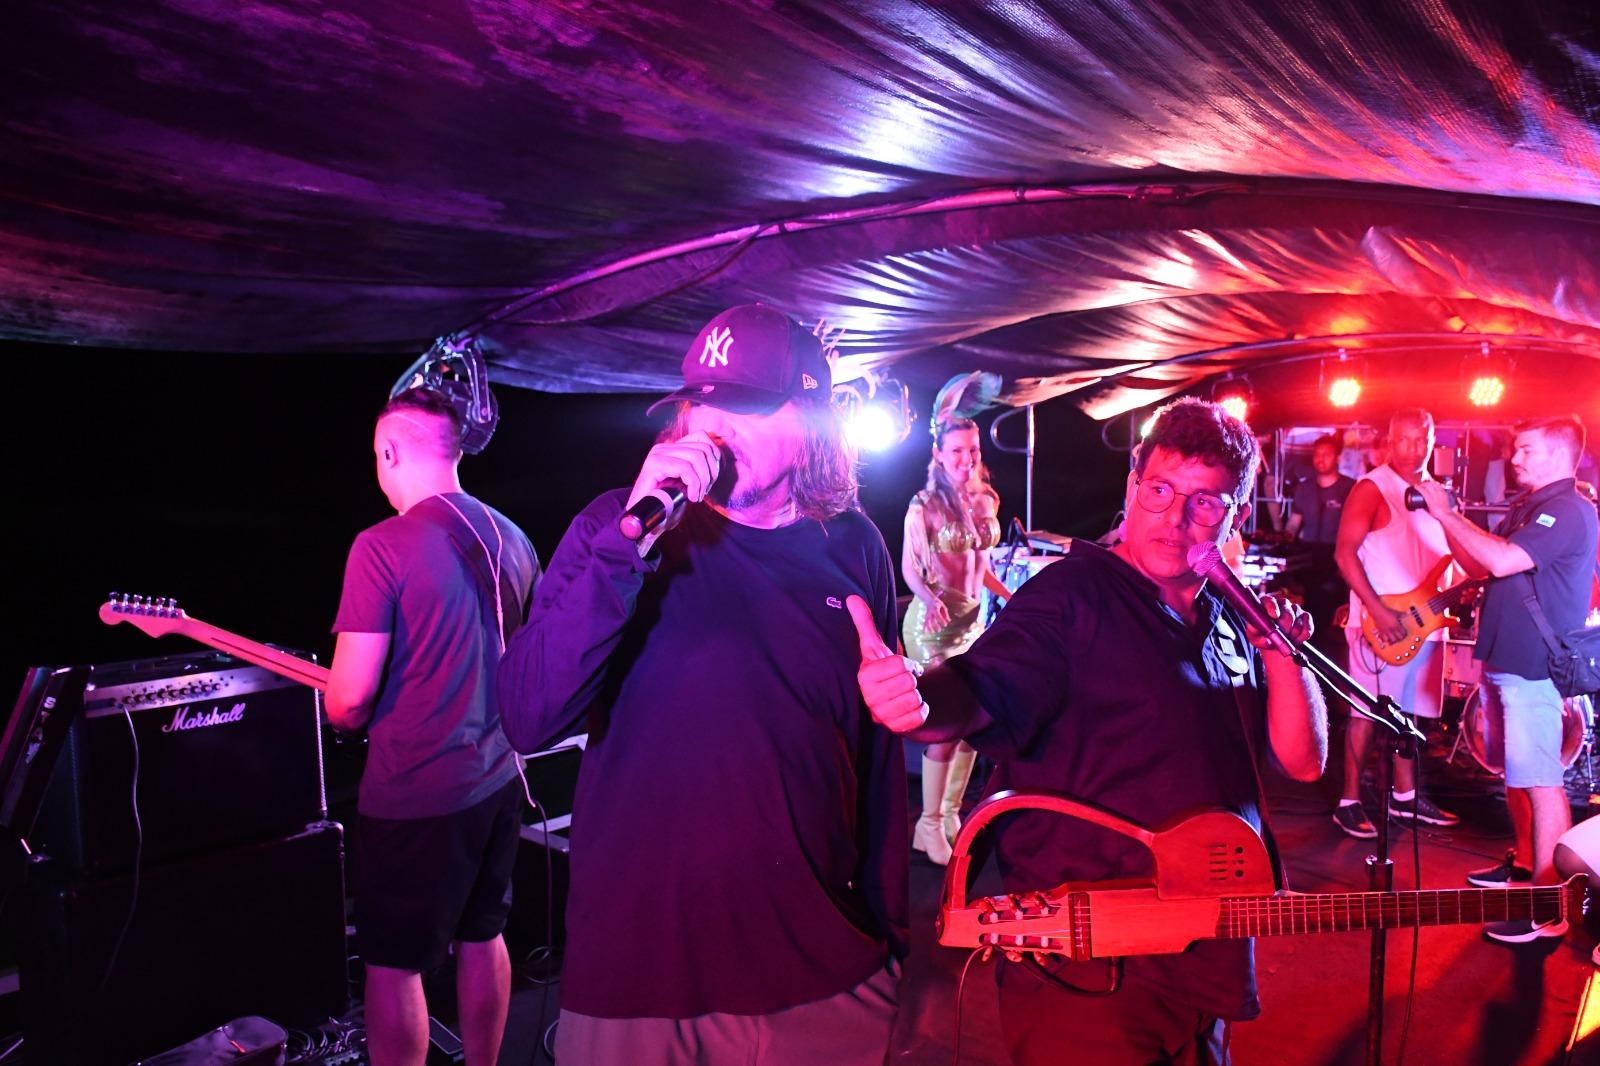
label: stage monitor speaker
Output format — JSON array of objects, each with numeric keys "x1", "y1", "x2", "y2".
[
  {"x1": 30, "y1": 650, "x2": 326, "y2": 876},
  {"x1": 15, "y1": 820, "x2": 348, "y2": 1066}
]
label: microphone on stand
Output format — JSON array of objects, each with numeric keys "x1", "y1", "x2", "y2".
[
  {"x1": 619, "y1": 482, "x2": 687, "y2": 542},
  {"x1": 1186, "y1": 542, "x2": 1301, "y2": 660}
]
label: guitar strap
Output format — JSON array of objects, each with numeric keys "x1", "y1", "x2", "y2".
[{"x1": 411, "y1": 497, "x2": 526, "y2": 648}]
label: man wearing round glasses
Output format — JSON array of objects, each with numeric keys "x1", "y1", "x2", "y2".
[{"x1": 852, "y1": 397, "x2": 1327, "y2": 1065}]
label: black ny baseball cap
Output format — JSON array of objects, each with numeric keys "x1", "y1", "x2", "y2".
[{"x1": 646, "y1": 304, "x2": 832, "y2": 416}]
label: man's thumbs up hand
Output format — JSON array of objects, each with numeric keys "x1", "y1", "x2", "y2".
[{"x1": 846, "y1": 595, "x2": 931, "y2": 734}]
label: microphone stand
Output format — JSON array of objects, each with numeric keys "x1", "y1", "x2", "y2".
[{"x1": 1267, "y1": 627, "x2": 1422, "y2": 1066}]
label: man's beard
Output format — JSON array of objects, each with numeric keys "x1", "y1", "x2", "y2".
[{"x1": 723, "y1": 473, "x2": 792, "y2": 513}]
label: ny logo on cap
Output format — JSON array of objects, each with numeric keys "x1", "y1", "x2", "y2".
[{"x1": 700, "y1": 326, "x2": 733, "y2": 369}]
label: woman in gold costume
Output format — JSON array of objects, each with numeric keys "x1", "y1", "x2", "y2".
[{"x1": 901, "y1": 417, "x2": 1011, "y2": 864}]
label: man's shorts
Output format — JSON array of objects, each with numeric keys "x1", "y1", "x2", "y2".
[
  {"x1": 1484, "y1": 671, "x2": 1567, "y2": 788},
  {"x1": 1345, "y1": 630, "x2": 1443, "y2": 719},
  {"x1": 354, "y1": 774, "x2": 524, "y2": 972}
]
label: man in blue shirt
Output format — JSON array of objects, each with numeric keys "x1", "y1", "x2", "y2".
[{"x1": 1415, "y1": 414, "x2": 1598, "y2": 943}]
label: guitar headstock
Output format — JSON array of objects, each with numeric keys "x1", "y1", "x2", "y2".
[{"x1": 98, "y1": 593, "x2": 189, "y2": 638}]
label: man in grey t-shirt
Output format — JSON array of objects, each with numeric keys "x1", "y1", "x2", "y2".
[{"x1": 328, "y1": 388, "x2": 537, "y2": 1066}]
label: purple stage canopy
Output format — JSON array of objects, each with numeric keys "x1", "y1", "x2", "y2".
[{"x1": 6, "y1": 0, "x2": 1600, "y2": 421}]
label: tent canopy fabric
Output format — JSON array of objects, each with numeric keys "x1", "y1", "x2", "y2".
[{"x1": 7, "y1": 0, "x2": 1600, "y2": 420}]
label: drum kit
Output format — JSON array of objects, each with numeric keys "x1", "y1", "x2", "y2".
[{"x1": 1442, "y1": 635, "x2": 1598, "y2": 800}]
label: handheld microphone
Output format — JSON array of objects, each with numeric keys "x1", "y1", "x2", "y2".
[
  {"x1": 1185, "y1": 542, "x2": 1300, "y2": 659},
  {"x1": 619, "y1": 482, "x2": 687, "y2": 542},
  {"x1": 1403, "y1": 485, "x2": 1456, "y2": 512}
]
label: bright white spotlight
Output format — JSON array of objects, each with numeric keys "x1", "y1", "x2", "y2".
[
  {"x1": 847, "y1": 402, "x2": 901, "y2": 452},
  {"x1": 1328, "y1": 376, "x2": 1362, "y2": 408}
]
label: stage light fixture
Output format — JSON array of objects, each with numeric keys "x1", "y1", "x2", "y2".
[
  {"x1": 834, "y1": 375, "x2": 912, "y2": 452},
  {"x1": 1320, "y1": 349, "x2": 1364, "y2": 408},
  {"x1": 1211, "y1": 376, "x2": 1254, "y2": 425},
  {"x1": 1461, "y1": 342, "x2": 1512, "y2": 408},
  {"x1": 1328, "y1": 377, "x2": 1362, "y2": 407},
  {"x1": 1467, "y1": 374, "x2": 1506, "y2": 407}
]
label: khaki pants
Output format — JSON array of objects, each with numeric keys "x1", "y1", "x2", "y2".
[{"x1": 553, "y1": 959, "x2": 899, "y2": 1066}]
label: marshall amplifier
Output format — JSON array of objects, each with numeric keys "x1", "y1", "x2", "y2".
[{"x1": 31, "y1": 650, "x2": 326, "y2": 876}]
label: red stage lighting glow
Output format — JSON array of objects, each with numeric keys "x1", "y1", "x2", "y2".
[
  {"x1": 1211, "y1": 376, "x2": 1254, "y2": 425},
  {"x1": 1218, "y1": 394, "x2": 1250, "y2": 423},
  {"x1": 1468, "y1": 374, "x2": 1506, "y2": 407},
  {"x1": 1327, "y1": 376, "x2": 1362, "y2": 407}
]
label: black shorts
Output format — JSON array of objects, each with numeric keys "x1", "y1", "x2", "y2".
[{"x1": 354, "y1": 775, "x2": 524, "y2": 972}]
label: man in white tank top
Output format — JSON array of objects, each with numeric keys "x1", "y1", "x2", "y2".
[{"x1": 1330, "y1": 409, "x2": 1461, "y2": 838}]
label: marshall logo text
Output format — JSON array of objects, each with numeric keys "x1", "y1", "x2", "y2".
[{"x1": 162, "y1": 702, "x2": 247, "y2": 733}]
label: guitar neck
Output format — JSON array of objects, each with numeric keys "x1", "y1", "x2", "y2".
[
  {"x1": 1219, "y1": 884, "x2": 1566, "y2": 938},
  {"x1": 175, "y1": 617, "x2": 330, "y2": 691}
]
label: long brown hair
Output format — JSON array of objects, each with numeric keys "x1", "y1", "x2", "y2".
[
  {"x1": 921, "y1": 418, "x2": 997, "y2": 526},
  {"x1": 662, "y1": 400, "x2": 860, "y2": 521}
]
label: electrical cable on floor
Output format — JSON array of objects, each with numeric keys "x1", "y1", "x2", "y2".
[
  {"x1": 950, "y1": 947, "x2": 987, "y2": 1066},
  {"x1": 542, "y1": 1018, "x2": 559, "y2": 1062},
  {"x1": 97, "y1": 707, "x2": 144, "y2": 995},
  {"x1": 516, "y1": 779, "x2": 561, "y2": 1064}
]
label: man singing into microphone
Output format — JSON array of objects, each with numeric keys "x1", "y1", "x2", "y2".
[
  {"x1": 854, "y1": 397, "x2": 1326, "y2": 1066},
  {"x1": 497, "y1": 304, "x2": 907, "y2": 1064}
]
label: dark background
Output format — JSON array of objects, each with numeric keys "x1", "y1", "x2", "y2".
[{"x1": 11, "y1": 342, "x2": 1130, "y2": 689}]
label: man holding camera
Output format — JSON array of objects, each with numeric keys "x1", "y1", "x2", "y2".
[
  {"x1": 1331, "y1": 408, "x2": 1460, "y2": 838},
  {"x1": 1415, "y1": 415, "x2": 1598, "y2": 942}
]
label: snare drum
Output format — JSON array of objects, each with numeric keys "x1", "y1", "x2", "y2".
[{"x1": 1461, "y1": 686, "x2": 1589, "y2": 774}]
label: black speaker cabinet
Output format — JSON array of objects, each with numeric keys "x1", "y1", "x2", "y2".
[
  {"x1": 16, "y1": 821, "x2": 348, "y2": 1066},
  {"x1": 31, "y1": 651, "x2": 326, "y2": 876}
]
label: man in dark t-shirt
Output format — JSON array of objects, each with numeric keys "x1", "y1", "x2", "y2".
[
  {"x1": 327, "y1": 388, "x2": 538, "y2": 1066},
  {"x1": 1288, "y1": 433, "x2": 1356, "y2": 662},
  {"x1": 1415, "y1": 414, "x2": 1598, "y2": 944},
  {"x1": 855, "y1": 398, "x2": 1327, "y2": 1065},
  {"x1": 498, "y1": 305, "x2": 907, "y2": 1065}
]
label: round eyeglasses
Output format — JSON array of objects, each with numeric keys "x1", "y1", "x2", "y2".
[{"x1": 1134, "y1": 477, "x2": 1236, "y2": 527}]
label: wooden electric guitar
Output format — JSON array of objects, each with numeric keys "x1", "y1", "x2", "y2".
[
  {"x1": 939, "y1": 792, "x2": 1582, "y2": 961},
  {"x1": 1359, "y1": 556, "x2": 1483, "y2": 666},
  {"x1": 98, "y1": 593, "x2": 329, "y2": 691}
]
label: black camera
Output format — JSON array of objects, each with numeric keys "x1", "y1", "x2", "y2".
[{"x1": 1403, "y1": 485, "x2": 1456, "y2": 511}]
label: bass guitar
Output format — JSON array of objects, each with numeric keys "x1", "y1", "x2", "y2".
[
  {"x1": 939, "y1": 792, "x2": 1581, "y2": 961},
  {"x1": 98, "y1": 593, "x2": 329, "y2": 691},
  {"x1": 1359, "y1": 556, "x2": 1482, "y2": 666}
]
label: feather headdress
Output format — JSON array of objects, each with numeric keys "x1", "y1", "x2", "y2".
[{"x1": 930, "y1": 371, "x2": 1002, "y2": 436}]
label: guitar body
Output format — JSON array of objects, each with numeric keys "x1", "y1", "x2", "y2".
[
  {"x1": 1360, "y1": 556, "x2": 1478, "y2": 666},
  {"x1": 939, "y1": 792, "x2": 1583, "y2": 960},
  {"x1": 938, "y1": 798, "x2": 1273, "y2": 961}
]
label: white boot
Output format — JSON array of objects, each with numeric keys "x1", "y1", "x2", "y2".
[
  {"x1": 941, "y1": 746, "x2": 976, "y2": 844},
  {"x1": 913, "y1": 753, "x2": 953, "y2": 865}
]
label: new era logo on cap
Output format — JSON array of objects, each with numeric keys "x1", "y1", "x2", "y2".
[{"x1": 647, "y1": 304, "x2": 832, "y2": 416}]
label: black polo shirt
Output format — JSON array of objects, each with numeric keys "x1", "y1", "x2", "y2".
[
  {"x1": 1476, "y1": 478, "x2": 1599, "y2": 679},
  {"x1": 1292, "y1": 474, "x2": 1355, "y2": 545},
  {"x1": 950, "y1": 540, "x2": 1271, "y2": 1021}
]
